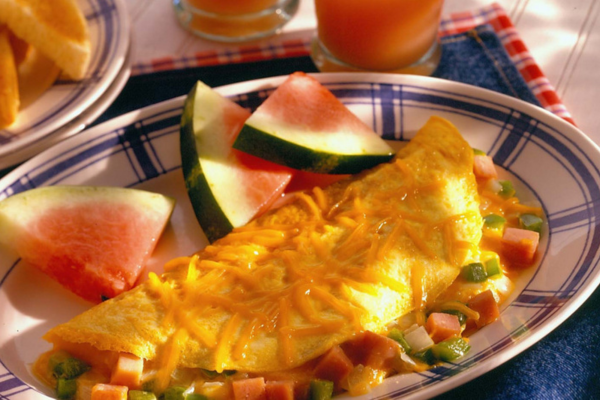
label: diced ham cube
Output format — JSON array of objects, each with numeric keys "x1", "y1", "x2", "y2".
[
  {"x1": 110, "y1": 353, "x2": 143, "y2": 389},
  {"x1": 265, "y1": 381, "x2": 294, "y2": 400},
  {"x1": 91, "y1": 384, "x2": 128, "y2": 400},
  {"x1": 501, "y1": 227, "x2": 539, "y2": 265},
  {"x1": 426, "y1": 313, "x2": 461, "y2": 343},
  {"x1": 232, "y1": 377, "x2": 266, "y2": 400},
  {"x1": 341, "y1": 331, "x2": 400, "y2": 370},
  {"x1": 313, "y1": 345, "x2": 354, "y2": 386},
  {"x1": 468, "y1": 290, "x2": 500, "y2": 328},
  {"x1": 473, "y1": 155, "x2": 498, "y2": 179}
]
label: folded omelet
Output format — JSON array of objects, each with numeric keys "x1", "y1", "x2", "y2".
[{"x1": 44, "y1": 116, "x2": 482, "y2": 383}]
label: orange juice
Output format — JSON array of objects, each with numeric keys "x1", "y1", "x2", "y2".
[
  {"x1": 314, "y1": 0, "x2": 444, "y2": 71},
  {"x1": 186, "y1": 0, "x2": 278, "y2": 15}
]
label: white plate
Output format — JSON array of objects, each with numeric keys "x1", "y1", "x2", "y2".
[
  {"x1": 0, "y1": 37, "x2": 133, "y2": 170},
  {"x1": 1, "y1": 73, "x2": 600, "y2": 399},
  {"x1": 0, "y1": 0, "x2": 131, "y2": 167}
]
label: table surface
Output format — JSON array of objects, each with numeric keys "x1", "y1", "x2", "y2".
[{"x1": 127, "y1": 0, "x2": 600, "y2": 140}]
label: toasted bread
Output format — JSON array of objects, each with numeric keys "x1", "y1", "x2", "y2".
[
  {"x1": 0, "y1": 0, "x2": 91, "y2": 80},
  {"x1": 0, "y1": 25, "x2": 19, "y2": 128}
]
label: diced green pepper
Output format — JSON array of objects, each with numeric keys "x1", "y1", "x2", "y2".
[
  {"x1": 388, "y1": 328, "x2": 412, "y2": 353},
  {"x1": 186, "y1": 395, "x2": 209, "y2": 400},
  {"x1": 483, "y1": 214, "x2": 506, "y2": 229},
  {"x1": 56, "y1": 378, "x2": 77, "y2": 400},
  {"x1": 461, "y1": 262, "x2": 488, "y2": 283},
  {"x1": 498, "y1": 180, "x2": 516, "y2": 198},
  {"x1": 164, "y1": 386, "x2": 187, "y2": 400},
  {"x1": 129, "y1": 390, "x2": 158, "y2": 400},
  {"x1": 440, "y1": 309, "x2": 467, "y2": 326},
  {"x1": 473, "y1": 148, "x2": 487, "y2": 156},
  {"x1": 413, "y1": 348, "x2": 436, "y2": 365},
  {"x1": 520, "y1": 213, "x2": 543, "y2": 233},
  {"x1": 48, "y1": 352, "x2": 69, "y2": 374},
  {"x1": 49, "y1": 352, "x2": 90, "y2": 380},
  {"x1": 431, "y1": 337, "x2": 471, "y2": 362},
  {"x1": 310, "y1": 379, "x2": 334, "y2": 400},
  {"x1": 485, "y1": 257, "x2": 502, "y2": 277}
]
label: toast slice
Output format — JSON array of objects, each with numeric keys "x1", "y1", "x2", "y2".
[{"x1": 0, "y1": 0, "x2": 91, "y2": 80}]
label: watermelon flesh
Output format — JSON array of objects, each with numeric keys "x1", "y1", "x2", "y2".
[
  {"x1": 198, "y1": 91, "x2": 292, "y2": 221},
  {"x1": 234, "y1": 149, "x2": 294, "y2": 217},
  {"x1": 180, "y1": 81, "x2": 294, "y2": 242},
  {"x1": 253, "y1": 72, "x2": 376, "y2": 141},
  {"x1": 233, "y1": 72, "x2": 395, "y2": 174},
  {"x1": 285, "y1": 170, "x2": 349, "y2": 193},
  {"x1": 0, "y1": 186, "x2": 175, "y2": 303}
]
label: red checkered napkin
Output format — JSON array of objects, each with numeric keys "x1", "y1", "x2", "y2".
[{"x1": 133, "y1": 2, "x2": 573, "y2": 125}]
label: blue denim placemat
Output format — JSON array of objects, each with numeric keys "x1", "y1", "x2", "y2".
[{"x1": 433, "y1": 24, "x2": 541, "y2": 107}]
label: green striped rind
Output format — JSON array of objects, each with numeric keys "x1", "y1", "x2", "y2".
[
  {"x1": 233, "y1": 124, "x2": 395, "y2": 174},
  {"x1": 180, "y1": 83, "x2": 233, "y2": 243}
]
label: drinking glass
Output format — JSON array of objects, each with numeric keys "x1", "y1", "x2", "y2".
[
  {"x1": 311, "y1": 0, "x2": 444, "y2": 75},
  {"x1": 173, "y1": 0, "x2": 299, "y2": 42}
]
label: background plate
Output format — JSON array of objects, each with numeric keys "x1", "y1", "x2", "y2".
[
  {"x1": 0, "y1": 0, "x2": 131, "y2": 166},
  {"x1": 0, "y1": 37, "x2": 133, "y2": 170},
  {"x1": 1, "y1": 73, "x2": 600, "y2": 399}
]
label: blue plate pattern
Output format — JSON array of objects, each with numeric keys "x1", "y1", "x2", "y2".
[
  {"x1": 1, "y1": 74, "x2": 599, "y2": 400},
  {"x1": 0, "y1": 0, "x2": 129, "y2": 163}
]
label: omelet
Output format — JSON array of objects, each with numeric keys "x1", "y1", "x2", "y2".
[{"x1": 43, "y1": 116, "x2": 482, "y2": 387}]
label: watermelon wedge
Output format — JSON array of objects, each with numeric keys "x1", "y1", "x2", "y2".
[
  {"x1": 233, "y1": 72, "x2": 396, "y2": 174},
  {"x1": 180, "y1": 81, "x2": 293, "y2": 243},
  {"x1": 0, "y1": 186, "x2": 175, "y2": 303}
]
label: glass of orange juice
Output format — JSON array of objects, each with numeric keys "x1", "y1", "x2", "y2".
[
  {"x1": 173, "y1": 0, "x2": 299, "y2": 42},
  {"x1": 311, "y1": 0, "x2": 444, "y2": 75}
]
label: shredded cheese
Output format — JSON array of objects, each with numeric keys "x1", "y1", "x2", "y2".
[
  {"x1": 214, "y1": 313, "x2": 243, "y2": 373},
  {"x1": 154, "y1": 329, "x2": 188, "y2": 393},
  {"x1": 277, "y1": 298, "x2": 293, "y2": 367},
  {"x1": 150, "y1": 144, "x2": 493, "y2": 374}
]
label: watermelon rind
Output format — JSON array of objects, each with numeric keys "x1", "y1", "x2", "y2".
[
  {"x1": 232, "y1": 72, "x2": 395, "y2": 174},
  {"x1": 180, "y1": 81, "x2": 292, "y2": 243},
  {"x1": 180, "y1": 82, "x2": 234, "y2": 243},
  {"x1": 234, "y1": 123, "x2": 395, "y2": 174}
]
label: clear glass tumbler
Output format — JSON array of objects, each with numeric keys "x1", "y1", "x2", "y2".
[
  {"x1": 173, "y1": 0, "x2": 299, "y2": 43},
  {"x1": 311, "y1": 0, "x2": 444, "y2": 75}
]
